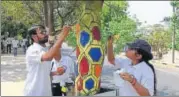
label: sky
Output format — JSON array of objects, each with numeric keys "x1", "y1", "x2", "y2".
[{"x1": 128, "y1": 1, "x2": 173, "y2": 25}]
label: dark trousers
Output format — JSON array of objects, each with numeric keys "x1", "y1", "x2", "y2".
[
  {"x1": 52, "y1": 83, "x2": 67, "y2": 96},
  {"x1": 7, "y1": 44, "x2": 11, "y2": 53},
  {"x1": 23, "y1": 45, "x2": 26, "y2": 54},
  {"x1": 13, "y1": 48, "x2": 17, "y2": 56},
  {"x1": 1, "y1": 43, "x2": 5, "y2": 53}
]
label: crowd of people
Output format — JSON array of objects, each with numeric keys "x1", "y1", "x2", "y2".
[{"x1": 1, "y1": 37, "x2": 28, "y2": 56}]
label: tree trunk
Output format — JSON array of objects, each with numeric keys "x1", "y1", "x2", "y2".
[
  {"x1": 75, "y1": 1, "x2": 104, "y2": 96},
  {"x1": 47, "y1": 1, "x2": 55, "y2": 36},
  {"x1": 43, "y1": 0, "x2": 48, "y2": 28}
]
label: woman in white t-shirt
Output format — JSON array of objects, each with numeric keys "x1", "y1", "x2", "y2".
[{"x1": 107, "y1": 36, "x2": 156, "y2": 96}]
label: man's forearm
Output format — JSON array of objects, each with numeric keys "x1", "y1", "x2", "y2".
[
  {"x1": 53, "y1": 47, "x2": 61, "y2": 62},
  {"x1": 42, "y1": 34, "x2": 66, "y2": 61}
]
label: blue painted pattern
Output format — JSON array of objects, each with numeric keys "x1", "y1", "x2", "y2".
[
  {"x1": 89, "y1": 48, "x2": 102, "y2": 62},
  {"x1": 85, "y1": 78, "x2": 95, "y2": 90},
  {"x1": 80, "y1": 31, "x2": 90, "y2": 47}
]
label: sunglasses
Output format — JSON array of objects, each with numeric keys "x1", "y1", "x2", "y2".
[
  {"x1": 39, "y1": 30, "x2": 47, "y2": 35},
  {"x1": 123, "y1": 45, "x2": 140, "y2": 52}
]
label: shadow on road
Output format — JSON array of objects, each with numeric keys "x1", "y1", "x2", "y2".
[{"x1": 157, "y1": 86, "x2": 179, "y2": 96}]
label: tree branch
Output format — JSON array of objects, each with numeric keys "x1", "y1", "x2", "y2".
[
  {"x1": 22, "y1": 1, "x2": 43, "y2": 21},
  {"x1": 56, "y1": 0, "x2": 64, "y2": 19},
  {"x1": 62, "y1": 1, "x2": 78, "y2": 19}
]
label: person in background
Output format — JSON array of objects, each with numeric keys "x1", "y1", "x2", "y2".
[
  {"x1": 22, "y1": 38, "x2": 28, "y2": 54},
  {"x1": 1, "y1": 38, "x2": 6, "y2": 54},
  {"x1": 107, "y1": 36, "x2": 156, "y2": 96},
  {"x1": 50, "y1": 56, "x2": 69, "y2": 96},
  {"x1": 23, "y1": 25, "x2": 71, "y2": 96},
  {"x1": 64, "y1": 55, "x2": 76, "y2": 96},
  {"x1": 1, "y1": 39, "x2": 3, "y2": 54},
  {"x1": 6, "y1": 37, "x2": 12, "y2": 54},
  {"x1": 50, "y1": 38, "x2": 75, "y2": 96},
  {"x1": 12, "y1": 37, "x2": 19, "y2": 56},
  {"x1": 4, "y1": 38, "x2": 8, "y2": 54}
]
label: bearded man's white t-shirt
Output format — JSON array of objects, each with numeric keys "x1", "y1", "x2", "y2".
[{"x1": 23, "y1": 43, "x2": 52, "y2": 96}]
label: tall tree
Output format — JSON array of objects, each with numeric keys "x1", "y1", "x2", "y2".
[
  {"x1": 75, "y1": 0, "x2": 104, "y2": 96},
  {"x1": 47, "y1": 1, "x2": 55, "y2": 36},
  {"x1": 101, "y1": 1, "x2": 137, "y2": 53},
  {"x1": 170, "y1": 1, "x2": 179, "y2": 63},
  {"x1": 147, "y1": 24, "x2": 171, "y2": 59},
  {"x1": 43, "y1": 0, "x2": 48, "y2": 28},
  {"x1": 162, "y1": 1, "x2": 179, "y2": 63}
]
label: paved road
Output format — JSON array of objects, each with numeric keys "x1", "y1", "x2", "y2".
[
  {"x1": 1, "y1": 49, "x2": 179, "y2": 96},
  {"x1": 156, "y1": 68, "x2": 179, "y2": 96}
]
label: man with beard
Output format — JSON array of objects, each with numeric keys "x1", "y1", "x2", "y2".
[{"x1": 23, "y1": 25, "x2": 71, "y2": 96}]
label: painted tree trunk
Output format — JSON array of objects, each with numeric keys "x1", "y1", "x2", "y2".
[{"x1": 75, "y1": 1, "x2": 104, "y2": 96}]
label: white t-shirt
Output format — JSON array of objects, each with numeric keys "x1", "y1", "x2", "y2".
[
  {"x1": 23, "y1": 43, "x2": 52, "y2": 96},
  {"x1": 51, "y1": 56, "x2": 75, "y2": 86},
  {"x1": 6, "y1": 38, "x2": 12, "y2": 45},
  {"x1": 3, "y1": 40, "x2": 7, "y2": 46},
  {"x1": 113, "y1": 56, "x2": 154, "y2": 96},
  {"x1": 12, "y1": 39, "x2": 19, "y2": 48}
]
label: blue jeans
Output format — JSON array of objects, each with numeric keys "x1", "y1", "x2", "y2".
[{"x1": 13, "y1": 48, "x2": 17, "y2": 56}]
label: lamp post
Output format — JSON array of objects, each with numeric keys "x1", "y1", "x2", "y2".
[{"x1": 172, "y1": 3, "x2": 176, "y2": 63}]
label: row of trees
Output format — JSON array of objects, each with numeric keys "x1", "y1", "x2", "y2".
[
  {"x1": 163, "y1": 1, "x2": 179, "y2": 50},
  {"x1": 138, "y1": 1, "x2": 179, "y2": 60},
  {"x1": 1, "y1": 1, "x2": 178, "y2": 60},
  {"x1": 1, "y1": 1, "x2": 83, "y2": 37},
  {"x1": 137, "y1": 24, "x2": 171, "y2": 59},
  {"x1": 1, "y1": 1, "x2": 138, "y2": 53}
]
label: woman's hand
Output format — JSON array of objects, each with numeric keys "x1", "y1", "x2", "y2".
[
  {"x1": 120, "y1": 72, "x2": 134, "y2": 83},
  {"x1": 57, "y1": 67, "x2": 65, "y2": 75}
]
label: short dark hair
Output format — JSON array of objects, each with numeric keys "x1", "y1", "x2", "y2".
[{"x1": 28, "y1": 24, "x2": 45, "y2": 42}]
